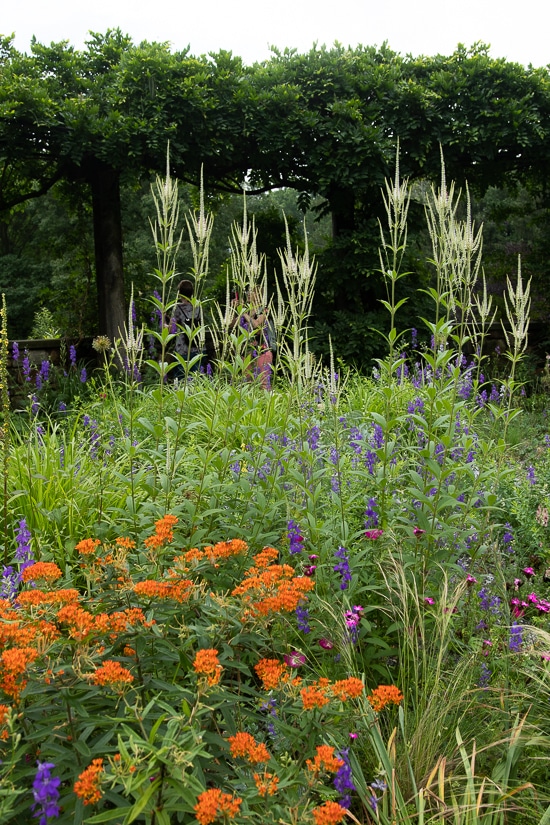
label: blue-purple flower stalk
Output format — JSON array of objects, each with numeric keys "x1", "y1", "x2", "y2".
[
  {"x1": 296, "y1": 602, "x2": 310, "y2": 633},
  {"x1": 1, "y1": 520, "x2": 35, "y2": 600},
  {"x1": 32, "y1": 761, "x2": 61, "y2": 825},
  {"x1": 333, "y1": 545, "x2": 351, "y2": 590},
  {"x1": 333, "y1": 749, "x2": 356, "y2": 809},
  {"x1": 288, "y1": 520, "x2": 304, "y2": 555}
]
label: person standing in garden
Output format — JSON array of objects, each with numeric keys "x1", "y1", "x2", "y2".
[
  {"x1": 170, "y1": 279, "x2": 203, "y2": 378},
  {"x1": 244, "y1": 288, "x2": 274, "y2": 390}
]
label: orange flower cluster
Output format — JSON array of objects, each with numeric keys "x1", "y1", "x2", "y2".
[
  {"x1": 0, "y1": 614, "x2": 59, "y2": 650},
  {"x1": 299, "y1": 676, "x2": 364, "y2": 709},
  {"x1": 144, "y1": 515, "x2": 178, "y2": 549},
  {"x1": 0, "y1": 703, "x2": 10, "y2": 739},
  {"x1": 75, "y1": 538, "x2": 101, "y2": 555},
  {"x1": 174, "y1": 539, "x2": 249, "y2": 571},
  {"x1": 253, "y1": 770, "x2": 279, "y2": 796},
  {"x1": 193, "y1": 649, "x2": 222, "y2": 685},
  {"x1": 115, "y1": 537, "x2": 136, "y2": 549},
  {"x1": 133, "y1": 578, "x2": 193, "y2": 603},
  {"x1": 21, "y1": 562, "x2": 62, "y2": 584},
  {"x1": 312, "y1": 800, "x2": 347, "y2": 825},
  {"x1": 306, "y1": 745, "x2": 344, "y2": 775},
  {"x1": 91, "y1": 660, "x2": 134, "y2": 688},
  {"x1": 367, "y1": 684, "x2": 404, "y2": 712},
  {"x1": 56, "y1": 604, "x2": 110, "y2": 641},
  {"x1": 254, "y1": 658, "x2": 289, "y2": 689},
  {"x1": 251, "y1": 547, "x2": 279, "y2": 568},
  {"x1": 194, "y1": 789, "x2": 242, "y2": 825},
  {"x1": 18, "y1": 588, "x2": 80, "y2": 608},
  {"x1": 301, "y1": 680, "x2": 331, "y2": 710},
  {"x1": 203, "y1": 538, "x2": 248, "y2": 562},
  {"x1": 74, "y1": 758, "x2": 104, "y2": 805},
  {"x1": 227, "y1": 731, "x2": 270, "y2": 764},
  {"x1": 231, "y1": 551, "x2": 314, "y2": 618},
  {"x1": 331, "y1": 677, "x2": 364, "y2": 701},
  {"x1": 0, "y1": 646, "x2": 38, "y2": 700}
]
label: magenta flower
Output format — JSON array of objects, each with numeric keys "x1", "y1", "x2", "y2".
[
  {"x1": 365, "y1": 529, "x2": 384, "y2": 540},
  {"x1": 349, "y1": 732, "x2": 358, "y2": 739},
  {"x1": 523, "y1": 567, "x2": 535, "y2": 578},
  {"x1": 413, "y1": 527, "x2": 425, "y2": 536},
  {"x1": 283, "y1": 651, "x2": 306, "y2": 667},
  {"x1": 424, "y1": 597, "x2": 435, "y2": 605},
  {"x1": 466, "y1": 574, "x2": 477, "y2": 585},
  {"x1": 303, "y1": 565, "x2": 317, "y2": 576},
  {"x1": 318, "y1": 638, "x2": 334, "y2": 650}
]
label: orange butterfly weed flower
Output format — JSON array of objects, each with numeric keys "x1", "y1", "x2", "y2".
[
  {"x1": 203, "y1": 539, "x2": 248, "y2": 563},
  {"x1": 300, "y1": 682, "x2": 330, "y2": 710},
  {"x1": 254, "y1": 658, "x2": 289, "y2": 690},
  {"x1": 367, "y1": 684, "x2": 404, "y2": 712},
  {"x1": 133, "y1": 579, "x2": 193, "y2": 603},
  {"x1": 74, "y1": 758, "x2": 105, "y2": 805},
  {"x1": 194, "y1": 788, "x2": 242, "y2": 825},
  {"x1": 0, "y1": 646, "x2": 38, "y2": 700},
  {"x1": 193, "y1": 649, "x2": 222, "y2": 686},
  {"x1": 312, "y1": 800, "x2": 347, "y2": 825},
  {"x1": 250, "y1": 547, "x2": 279, "y2": 568},
  {"x1": 56, "y1": 604, "x2": 109, "y2": 641},
  {"x1": 0, "y1": 703, "x2": 11, "y2": 739},
  {"x1": 115, "y1": 537, "x2": 136, "y2": 549},
  {"x1": 21, "y1": 562, "x2": 62, "y2": 584},
  {"x1": 91, "y1": 660, "x2": 134, "y2": 688},
  {"x1": 331, "y1": 677, "x2": 364, "y2": 701},
  {"x1": 144, "y1": 515, "x2": 178, "y2": 549},
  {"x1": 306, "y1": 745, "x2": 344, "y2": 775},
  {"x1": 227, "y1": 731, "x2": 270, "y2": 764},
  {"x1": 253, "y1": 770, "x2": 279, "y2": 796},
  {"x1": 18, "y1": 588, "x2": 80, "y2": 608},
  {"x1": 75, "y1": 538, "x2": 101, "y2": 555}
]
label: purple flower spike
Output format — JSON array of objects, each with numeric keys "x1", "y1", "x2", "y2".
[
  {"x1": 32, "y1": 761, "x2": 61, "y2": 825},
  {"x1": 287, "y1": 520, "x2": 304, "y2": 555}
]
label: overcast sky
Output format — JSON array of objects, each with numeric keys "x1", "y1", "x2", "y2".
[{"x1": 2, "y1": 0, "x2": 549, "y2": 68}]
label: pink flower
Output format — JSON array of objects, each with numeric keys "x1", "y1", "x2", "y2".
[
  {"x1": 308, "y1": 554, "x2": 319, "y2": 561},
  {"x1": 283, "y1": 651, "x2": 306, "y2": 668},
  {"x1": 527, "y1": 592, "x2": 538, "y2": 604},
  {"x1": 523, "y1": 567, "x2": 535, "y2": 578},
  {"x1": 466, "y1": 574, "x2": 477, "y2": 585},
  {"x1": 541, "y1": 652, "x2": 550, "y2": 661},
  {"x1": 349, "y1": 732, "x2": 358, "y2": 739},
  {"x1": 513, "y1": 578, "x2": 522, "y2": 589},
  {"x1": 365, "y1": 529, "x2": 384, "y2": 540},
  {"x1": 424, "y1": 597, "x2": 435, "y2": 605},
  {"x1": 318, "y1": 638, "x2": 334, "y2": 650},
  {"x1": 413, "y1": 527, "x2": 425, "y2": 536},
  {"x1": 303, "y1": 565, "x2": 317, "y2": 576}
]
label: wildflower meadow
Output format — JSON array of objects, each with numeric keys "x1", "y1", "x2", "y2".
[{"x1": 1, "y1": 156, "x2": 550, "y2": 825}]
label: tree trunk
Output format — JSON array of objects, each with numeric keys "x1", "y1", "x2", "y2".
[
  {"x1": 87, "y1": 158, "x2": 126, "y2": 343},
  {"x1": 328, "y1": 183, "x2": 356, "y2": 239}
]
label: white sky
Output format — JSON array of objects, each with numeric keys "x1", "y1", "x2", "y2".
[{"x1": 2, "y1": 0, "x2": 549, "y2": 68}]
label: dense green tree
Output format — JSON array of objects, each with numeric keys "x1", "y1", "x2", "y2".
[
  {"x1": 2, "y1": 33, "x2": 550, "y2": 360},
  {"x1": 0, "y1": 31, "x2": 252, "y2": 342}
]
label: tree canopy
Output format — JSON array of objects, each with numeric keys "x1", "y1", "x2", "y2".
[{"x1": 1, "y1": 32, "x2": 549, "y2": 350}]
